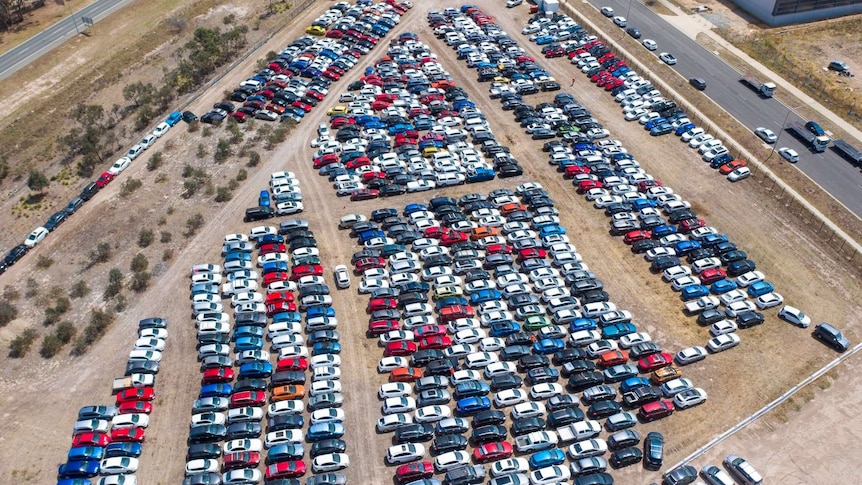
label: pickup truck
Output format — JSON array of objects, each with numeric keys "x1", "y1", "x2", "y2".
[
  {"x1": 556, "y1": 420, "x2": 602, "y2": 443},
  {"x1": 623, "y1": 386, "x2": 663, "y2": 407},
  {"x1": 112, "y1": 374, "x2": 155, "y2": 394},
  {"x1": 515, "y1": 431, "x2": 559, "y2": 452},
  {"x1": 444, "y1": 464, "x2": 487, "y2": 485},
  {"x1": 684, "y1": 296, "x2": 720, "y2": 314}
]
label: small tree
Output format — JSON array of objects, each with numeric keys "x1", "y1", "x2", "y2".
[
  {"x1": 88, "y1": 242, "x2": 112, "y2": 266},
  {"x1": 138, "y1": 229, "x2": 154, "y2": 248},
  {"x1": 104, "y1": 269, "x2": 124, "y2": 299},
  {"x1": 129, "y1": 272, "x2": 151, "y2": 292},
  {"x1": 9, "y1": 328, "x2": 38, "y2": 358},
  {"x1": 130, "y1": 253, "x2": 149, "y2": 272},
  {"x1": 0, "y1": 300, "x2": 18, "y2": 326},
  {"x1": 70, "y1": 280, "x2": 90, "y2": 298},
  {"x1": 28, "y1": 170, "x2": 49, "y2": 193},
  {"x1": 185, "y1": 213, "x2": 204, "y2": 237}
]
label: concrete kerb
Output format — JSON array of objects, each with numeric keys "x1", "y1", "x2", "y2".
[{"x1": 557, "y1": 0, "x2": 862, "y2": 260}]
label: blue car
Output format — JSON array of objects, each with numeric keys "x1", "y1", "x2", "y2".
[
  {"x1": 710, "y1": 279, "x2": 738, "y2": 295},
  {"x1": 358, "y1": 229, "x2": 386, "y2": 244},
  {"x1": 239, "y1": 362, "x2": 273, "y2": 379},
  {"x1": 224, "y1": 251, "x2": 251, "y2": 262},
  {"x1": 455, "y1": 397, "x2": 491, "y2": 416},
  {"x1": 569, "y1": 318, "x2": 598, "y2": 333},
  {"x1": 233, "y1": 326, "x2": 265, "y2": 340},
  {"x1": 267, "y1": 443, "x2": 305, "y2": 462},
  {"x1": 602, "y1": 323, "x2": 637, "y2": 340},
  {"x1": 681, "y1": 285, "x2": 710, "y2": 301},
  {"x1": 619, "y1": 377, "x2": 651, "y2": 393},
  {"x1": 312, "y1": 342, "x2": 341, "y2": 355},
  {"x1": 645, "y1": 118, "x2": 667, "y2": 130},
  {"x1": 261, "y1": 261, "x2": 289, "y2": 275},
  {"x1": 675, "y1": 123, "x2": 696, "y2": 135},
  {"x1": 199, "y1": 383, "x2": 232, "y2": 398},
  {"x1": 532, "y1": 338, "x2": 566, "y2": 355},
  {"x1": 466, "y1": 168, "x2": 496, "y2": 183},
  {"x1": 747, "y1": 281, "x2": 775, "y2": 297},
  {"x1": 528, "y1": 448, "x2": 567, "y2": 470},
  {"x1": 629, "y1": 198, "x2": 657, "y2": 210},
  {"x1": 453, "y1": 380, "x2": 491, "y2": 400},
  {"x1": 256, "y1": 234, "x2": 284, "y2": 245},
  {"x1": 306, "y1": 422, "x2": 345, "y2": 441},
  {"x1": 258, "y1": 190, "x2": 271, "y2": 208},
  {"x1": 235, "y1": 336, "x2": 265, "y2": 352},
  {"x1": 57, "y1": 479, "x2": 92, "y2": 485},
  {"x1": 535, "y1": 35, "x2": 555, "y2": 45},
  {"x1": 700, "y1": 233, "x2": 729, "y2": 248},
  {"x1": 166, "y1": 111, "x2": 183, "y2": 126},
  {"x1": 651, "y1": 225, "x2": 677, "y2": 238},
  {"x1": 104, "y1": 442, "x2": 142, "y2": 458},
  {"x1": 470, "y1": 289, "x2": 502, "y2": 305},
  {"x1": 57, "y1": 461, "x2": 100, "y2": 479},
  {"x1": 307, "y1": 307, "x2": 335, "y2": 319},
  {"x1": 403, "y1": 203, "x2": 427, "y2": 215},
  {"x1": 538, "y1": 224, "x2": 566, "y2": 238},
  {"x1": 489, "y1": 321, "x2": 521, "y2": 338},
  {"x1": 67, "y1": 446, "x2": 104, "y2": 462},
  {"x1": 674, "y1": 240, "x2": 702, "y2": 256},
  {"x1": 273, "y1": 312, "x2": 302, "y2": 324}
]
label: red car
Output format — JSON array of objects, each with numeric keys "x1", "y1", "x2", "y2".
[
  {"x1": 577, "y1": 180, "x2": 603, "y2": 193},
  {"x1": 637, "y1": 180, "x2": 661, "y2": 191},
  {"x1": 396, "y1": 462, "x2": 434, "y2": 483},
  {"x1": 202, "y1": 367, "x2": 234, "y2": 384},
  {"x1": 118, "y1": 400, "x2": 152, "y2": 415},
  {"x1": 698, "y1": 268, "x2": 727, "y2": 284},
  {"x1": 597, "y1": 349, "x2": 629, "y2": 368},
  {"x1": 116, "y1": 387, "x2": 155, "y2": 403},
  {"x1": 362, "y1": 171, "x2": 387, "y2": 182},
  {"x1": 485, "y1": 243, "x2": 512, "y2": 255},
  {"x1": 267, "y1": 301, "x2": 297, "y2": 316},
  {"x1": 418, "y1": 335, "x2": 452, "y2": 351},
  {"x1": 331, "y1": 117, "x2": 355, "y2": 128},
  {"x1": 368, "y1": 298, "x2": 399, "y2": 313},
  {"x1": 564, "y1": 165, "x2": 591, "y2": 178},
  {"x1": 265, "y1": 460, "x2": 306, "y2": 480},
  {"x1": 439, "y1": 305, "x2": 473, "y2": 323},
  {"x1": 72, "y1": 432, "x2": 110, "y2": 447},
  {"x1": 624, "y1": 230, "x2": 652, "y2": 244},
  {"x1": 345, "y1": 157, "x2": 371, "y2": 170},
  {"x1": 350, "y1": 189, "x2": 379, "y2": 201},
  {"x1": 111, "y1": 427, "x2": 145, "y2": 443},
  {"x1": 385, "y1": 341, "x2": 418, "y2": 357},
  {"x1": 259, "y1": 243, "x2": 287, "y2": 255},
  {"x1": 637, "y1": 352, "x2": 674, "y2": 372},
  {"x1": 355, "y1": 257, "x2": 386, "y2": 272},
  {"x1": 368, "y1": 319, "x2": 400, "y2": 336},
  {"x1": 313, "y1": 153, "x2": 340, "y2": 169},
  {"x1": 389, "y1": 367, "x2": 423, "y2": 383},
  {"x1": 473, "y1": 441, "x2": 513, "y2": 463},
  {"x1": 262, "y1": 271, "x2": 290, "y2": 286},
  {"x1": 223, "y1": 451, "x2": 260, "y2": 471},
  {"x1": 414, "y1": 324, "x2": 447, "y2": 339},
  {"x1": 423, "y1": 227, "x2": 445, "y2": 239},
  {"x1": 231, "y1": 112, "x2": 247, "y2": 123},
  {"x1": 230, "y1": 391, "x2": 267, "y2": 408},
  {"x1": 678, "y1": 218, "x2": 706, "y2": 233},
  {"x1": 291, "y1": 264, "x2": 323, "y2": 281},
  {"x1": 96, "y1": 171, "x2": 115, "y2": 188},
  {"x1": 277, "y1": 357, "x2": 308, "y2": 372},
  {"x1": 265, "y1": 291, "x2": 295, "y2": 305},
  {"x1": 517, "y1": 248, "x2": 547, "y2": 262},
  {"x1": 291, "y1": 101, "x2": 312, "y2": 113},
  {"x1": 639, "y1": 400, "x2": 675, "y2": 422},
  {"x1": 440, "y1": 231, "x2": 468, "y2": 246}
]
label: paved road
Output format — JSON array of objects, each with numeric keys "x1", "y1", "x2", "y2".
[
  {"x1": 0, "y1": 0, "x2": 133, "y2": 80},
  {"x1": 587, "y1": 0, "x2": 862, "y2": 217}
]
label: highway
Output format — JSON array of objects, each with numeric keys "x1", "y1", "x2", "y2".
[
  {"x1": 0, "y1": 0, "x2": 133, "y2": 81},
  {"x1": 585, "y1": 0, "x2": 862, "y2": 217}
]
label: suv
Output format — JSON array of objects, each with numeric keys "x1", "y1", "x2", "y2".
[
  {"x1": 723, "y1": 454, "x2": 763, "y2": 485},
  {"x1": 662, "y1": 464, "x2": 698, "y2": 485},
  {"x1": 689, "y1": 78, "x2": 707, "y2": 91},
  {"x1": 804, "y1": 120, "x2": 825, "y2": 136},
  {"x1": 244, "y1": 206, "x2": 275, "y2": 222},
  {"x1": 813, "y1": 322, "x2": 850, "y2": 351}
]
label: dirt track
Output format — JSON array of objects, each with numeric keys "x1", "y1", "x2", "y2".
[{"x1": 0, "y1": 1, "x2": 861, "y2": 484}]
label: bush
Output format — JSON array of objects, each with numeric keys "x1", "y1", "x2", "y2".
[
  {"x1": 36, "y1": 254, "x2": 54, "y2": 269},
  {"x1": 3, "y1": 286, "x2": 20, "y2": 300},
  {"x1": 138, "y1": 229, "x2": 154, "y2": 248},
  {"x1": 129, "y1": 272, "x2": 151, "y2": 292},
  {"x1": 185, "y1": 213, "x2": 204, "y2": 237},
  {"x1": 160, "y1": 231, "x2": 172, "y2": 243},
  {"x1": 9, "y1": 328, "x2": 38, "y2": 358},
  {"x1": 89, "y1": 242, "x2": 111, "y2": 266},
  {"x1": 119, "y1": 178, "x2": 143, "y2": 197},
  {"x1": 196, "y1": 144, "x2": 207, "y2": 158},
  {"x1": 0, "y1": 300, "x2": 18, "y2": 326},
  {"x1": 215, "y1": 138, "x2": 233, "y2": 163},
  {"x1": 131, "y1": 253, "x2": 149, "y2": 272},
  {"x1": 44, "y1": 296, "x2": 71, "y2": 325},
  {"x1": 25, "y1": 278, "x2": 39, "y2": 298},
  {"x1": 215, "y1": 186, "x2": 233, "y2": 202},
  {"x1": 72, "y1": 308, "x2": 115, "y2": 355},
  {"x1": 40, "y1": 334, "x2": 64, "y2": 358},
  {"x1": 70, "y1": 280, "x2": 90, "y2": 298},
  {"x1": 147, "y1": 152, "x2": 163, "y2": 171},
  {"x1": 104, "y1": 268, "x2": 124, "y2": 299},
  {"x1": 236, "y1": 169, "x2": 248, "y2": 181},
  {"x1": 247, "y1": 150, "x2": 261, "y2": 167},
  {"x1": 162, "y1": 248, "x2": 174, "y2": 261}
]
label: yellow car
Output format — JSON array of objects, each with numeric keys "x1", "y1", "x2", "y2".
[
  {"x1": 433, "y1": 285, "x2": 463, "y2": 301},
  {"x1": 306, "y1": 25, "x2": 326, "y2": 36},
  {"x1": 492, "y1": 76, "x2": 510, "y2": 84},
  {"x1": 326, "y1": 106, "x2": 348, "y2": 116}
]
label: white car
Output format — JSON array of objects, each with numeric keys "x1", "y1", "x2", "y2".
[
  {"x1": 223, "y1": 469, "x2": 261, "y2": 484},
  {"x1": 434, "y1": 450, "x2": 470, "y2": 472},
  {"x1": 480, "y1": 337, "x2": 505, "y2": 352},
  {"x1": 672, "y1": 275, "x2": 701, "y2": 291},
  {"x1": 126, "y1": 144, "x2": 144, "y2": 160},
  {"x1": 112, "y1": 413, "x2": 149, "y2": 429},
  {"x1": 530, "y1": 383, "x2": 563, "y2": 400},
  {"x1": 333, "y1": 265, "x2": 350, "y2": 289},
  {"x1": 108, "y1": 157, "x2": 131, "y2": 175},
  {"x1": 382, "y1": 397, "x2": 416, "y2": 415},
  {"x1": 494, "y1": 389, "x2": 527, "y2": 408},
  {"x1": 224, "y1": 438, "x2": 262, "y2": 454},
  {"x1": 612, "y1": 16, "x2": 627, "y2": 27},
  {"x1": 415, "y1": 405, "x2": 451, "y2": 423},
  {"x1": 675, "y1": 346, "x2": 707, "y2": 366},
  {"x1": 185, "y1": 459, "x2": 219, "y2": 475},
  {"x1": 736, "y1": 271, "x2": 765, "y2": 287},
  {"x1": 659, "y1": 52, "x2": 677, "y2": 65},
  {"x1": 24, "y1": 226, "x2": 49, "y2": 247},
  {"x1": 673, "y1": 388, "x2": 708, "y2": 409},
  {"x1": 264, "y1": 429, "x2": 302, "y2": 448},
  {"x1": 642, "y1": 39, "x2": 657, "y2": 50},
  {"x1": 707, "y1": 333, "x2": 740, "y2": 353},
  {"x1": 387, "y1": 443, "x2": 425, "y2": 464},
  {"x1": 378, "y1": 356, "x2": 409, "y2": 373},
  {"x1": 152, "y1": 121, "x2": 171, "y2": 137},
  {"x1": 484, "y1": 361, "x2": 517, "y2": 378},
  {"x1": 100, "y1": 456, "x2": 139, "y2": 475},
  {"x1": 710, "y1": 319, "x2": 738, "y2": 337},
  {"x1": 777, "y1": 305, "x2": 811, "y2": 328},
  {"x1": 377, "y1": 413, "x2": 413, "y2": 432},
  {"x1": 530, "y1": 465, "x2": 571, "y2": 485},
  {"x1": 728, "y1": 167, "x2": 751, "y2": 182},
  {"x1": 568, "y1": 439, "x2": 608, "y2": 459},
  {"x1": 312, "y1": 453, "x2": 350, "y2": 473},
  {"x1": 755, "y1": 127, "x2": 777, "y2": 143},
  {"x1": 778, "y1": 147, "x2": 799, "y2": 162},
  {"x1": 755, "y1": 292, "x2": 783, "y2": 309},
  {"x1": 276, "y1": 201, "x2": 304, "y2": 215},
  {"x1": 725, "y1": 300, "x2": 756, "y2": 317},
  {"x1": 661, "y1": 377, "x2": 694, "y2": 397}
]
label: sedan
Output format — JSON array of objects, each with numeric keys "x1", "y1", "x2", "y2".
[
  {"x1": 755, "y1": 292, "x2": 783, "y2": 309},
  {"x1": 755, "y1": 127, "x2": 777, "y2": 143},
  {"x1": 659, "y1": 52, "x2": 677, "y2": 65},
  {"x1": 312, "y1": 453, "x2": 350, "y2": 473},
  {"x1": 386, "y1": 443, "x2": 425, "y2": 464},
  {"x1": 100, "y1": 456, "x2": 139, "y2": 474},
  {"x1": 675, "y1": 346, "x2": 707, "y2": 366},
  {"x1": 778, "y1": 147, "x2": 799, "y2": 162},
  {"x1": 673, "y1": 387, "x2": 708, "y2": 409},
  {"x1": 706, "y1": 333, "x2": 740, "y2": 353}
]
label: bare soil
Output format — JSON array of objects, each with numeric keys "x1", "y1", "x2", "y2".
[{"x1": 0, "y1": 0, "x2": 861, "y2": 484}]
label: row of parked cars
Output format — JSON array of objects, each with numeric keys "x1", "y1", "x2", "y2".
[
  {"x1": 341, "y1": 179, "x2": 713, "y2": 485},
  {"x1": 0, "y1": 111, "x2": 183, "y2": 276},
  {"x1": 58, "y1": 316, "x2": 168, "y2": 485},
  {"x1": 194, "y1": 0, "x2": 406, "y2": 126},
  {"x1": 307, "y1": 34, "x2": 524, "y2": 202},
  {"x1": 186, "y1": 213, "x2": 350, "y2": 485}
]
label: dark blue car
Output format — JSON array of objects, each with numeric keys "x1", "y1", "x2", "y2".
[
  {"x1": 681, "y1": 285, "x2": 710, "y2": 301},
  {"x1": 57, "y1": 460, "x2": 100, "y2": 479},
  {"x1": 312, "y1": 342, "x2": 341, "y2": 355},
  {"x1": 620, "y1": 377, "x2": 651, "y2": 393},
  {"x1": 239, "y1": 362, "x2": 273, "y2": 379},
  {"x1": 532, "y1": 338, "x2": 566, "y2": 355},
  {"x1": 67, "y1": 446, "x2": 104, "y2": 462},
  {"x1": 489, "y1": 321, "x2": 521, "y2": 338},
  {"x1": 651, "y1": 225, "x2": 677, "y2": 238},
  {"x1": 104, "y1": 442, "x2": 142, "y2": 458},
  {"x1": 569, "y1": 318, "x2": 598, "y2": 333},
  {"x1": 453, "y1": 380, "x2": 491, "y2": 400},
  {"x1": 466, "y1": 168, "x2": 495, "y2": 183},
  {"x1": 455, "y1": 397, "x2": 491, "y2": 416},
  {"x1": 199, "y1": 383, "x2": 233, "y2": 398}
]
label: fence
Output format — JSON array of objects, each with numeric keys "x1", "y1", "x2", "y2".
[{"x1": 557, "y1": 0, "x2": 860, "y2": 267}]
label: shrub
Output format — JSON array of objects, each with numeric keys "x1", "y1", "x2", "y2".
[
  {"x1": 9, "y1": 328, "x2": 38, "y2": 358},
  {"x1": 40, "y1": 334, "x2": 64, "y2": 358},
  {"x1": 196, "y1": 144, "x2": 207, "y2": 158},
  {"x1": 104, "y1": 268, "x2": 124, "y2": 299},
  {"x1": 185, "y1": 213, "x2": 204, "y2": 237},
  {"x1": 147, "y1": 152, "x2": 163, "y2": 171},
  {"x1": 215, "y1": 138, "x2": 233, "y2": 163},
  {"x1": 36, "y1": 254, "x2": 54, "y2": 269},
  {"x1": 236, "y1": 169, "x2": 248, "y2": 181},
  {"x1": 3, "y1": 286, "x2": 20, "y2": 301},
  {"x1": 70, "y1": 280, "x2": 90, "y2": 298},
  {"x1": 129, "y1": 272, "x2": 151, "y2": 292},
  {"x1": 162, "y1": 248, "x2": 174, "y2": 261},
  {"x1": 119, "y1": 178, "x2": 143, "y2": 197},
  {"x1": 25, "y1": 278, "x2": 39, "y2": 298},
  {"x1": 247, "y1": 150, "x2": 261, "y2": 167},
  {"x1": 160, "y1": 231, "x2": 172, "y2": 243},
  {"x1": 72, "y1": 308, "x2": 115, "y2": 355},
  {"x1": 0, "y1": 300, "x2": 18, "y2": 326},
  {"x1": 44, "y1": 296, "x2": 71, "y2": 326},
  {"x1": 130, "y1": 253, "x2": 148, "y2": 273},
  {"x1": 138, "y1": 229, "x2": 154, "y2": 248},
  {"x1": 89, "y1": 242, "x2": 111, "y2": 266},
  {"x1": 215, "y1": 186, "x2": 233, "y2": 202}
]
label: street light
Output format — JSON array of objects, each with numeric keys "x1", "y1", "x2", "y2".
[
  {"x1": 620, "y1": 0, "x2": 634, "y2": 39},
  {"x1": 64, "y1": 0, "x2": 81, "y2": 34},
  {"x1": 764, "y1": 104, "x2": 804, "y2": 163}
]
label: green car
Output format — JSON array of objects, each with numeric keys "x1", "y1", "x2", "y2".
[{"x1": 523, "y1": 315, "x2": 552, "y2": 331}]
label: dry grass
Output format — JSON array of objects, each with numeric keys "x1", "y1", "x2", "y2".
[{"x1": 644, "y1": 0, "x2": 678, "y2": 17}]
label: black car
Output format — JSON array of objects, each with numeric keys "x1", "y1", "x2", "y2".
[
  {"x1": 588, "y1": 400, "x2": 622, "y2": 419},
  {"x1": 500, "y1": 345, "x2": 531, "y2": 362},
  {"x1": 630, "y1": 239, "x2": 660, "y2": 254},
  {"x1": 394, "y1": 423, "x2": 434, "y2": 444},
  {"x1": 244, "y1": 206, "x2": 275, "y2": 222},
  {"x1": 609, "y1": 446, "x2": 642, "y2": 469},
  {"x1": 234, "y1": 378, "x2": 267, "y2": 392},
  {"x1": 187, "y1": 424, "x2": 227, "y2": 444},
  {"x1": 186, "y1": 443, "x2": 222, "y2": 461},
  {"x1": 629, "y1": 342, "x2": 663, "y2": 360},
  {"x1": 689, "y1": 77, "x2": 707, "y2": 90},
  {"x1": 226, "y1": 422, "x2": 260, "y2": 439},
  {"x1": 182, "y1": 111, "x2": 198, "y2": 123},
  {"x1": 553, "y1": 348, "x2": 587, "y2": 365},
  {"x1": 411, "y1": 349, "x2": 445, "y2": 367},
  {"x1": 79, "y1": 182, "x2": 100, "y2": 201},
  {"x1": 471, "y1": 409, "x2": 506, "y2": 428},
  {"x1": 490, "y1": 373, "x2": 523, "y2": 392},
  {"x1": 310, "y1": 438, "x2": 346, "y2": 458},
  {"x1": 44, "y1": 211, "x2": 68, "y2": 231},
  {"x1": 568, "y1": 371, "x2": 605, "y2": 392},
  {"x1": 3, "y1": 244, "x2": 28, "y2": 266},
  {"x1": 737, "y1": 311, "x2": 765, "y2": 329},
  {"x1": 580, "y1": 290, "x2": 610, "y2": 304},
  {"x1": 643, "y1": 431, "x2": 664, "y2": 471},
  {"x1": 626, "y1": 27, "x2": 641, "y2": 38},
  {"x1": 125, "y1": 360, "x2": 159, "y2": 375},
  {"x1": 431, "y1": 433, "x2": 468, "y2": 455},
  {"x1": 471, "y1": 424, "x2": 507, "y2": 444},
  {"x1": 510, "y1": 417, "x2": 547, "y2": 437},
  {"x1": 271, "y1": 371, "x2": 306, "y2": 386},
  {"x1": 267, "y1": 414, "x2": 304, "y2": 432},
  {"x1": 425, "y1": 359, "x2": 459, "y2": 377},
  {"x1": 526, "y1": 367, "x2": 560, "y2": 385},
  {"x1": 727, "y1": 259, "x2": 756, "y2": 276},
  {"x1": 697, "y1": 309, "x2": 726, "y2": 326},
  {"x1": 547, "y1": 407, "x2": 586, "y2": 428}
]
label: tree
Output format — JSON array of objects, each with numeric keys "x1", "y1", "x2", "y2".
[
  {"x1": 60, "y1": 104, "x2": 118, "y2": 177},
  {"x1": 122, "y1": 81, "x2": 156, "y2": 108},
  {"x1": 27, "y1": 170, "x2": 49, "y2": 193}
]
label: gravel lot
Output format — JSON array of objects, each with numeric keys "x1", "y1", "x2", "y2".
[{"x1": 0, "y1": 0, "x2": 860, "y2": 483}]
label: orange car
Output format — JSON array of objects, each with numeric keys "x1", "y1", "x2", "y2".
[
  {"x1": 390, "y1": 367, "x2": 423, "y2": 383},
  {"x1": 471, "y1": 227, "x2": 499, "y2": 240},
  {"x1": 718, "y1": 159, "x2": 747, "y2": 175},
  {"x1": 271, "y1": 384, "x2": 306, "y2": 402},
  {"x1": 650, "y1": 364, "x2": 682, "y2": 384},
  {"x1": 596, "y1": 350, "x2": 629, "y2": 368},
  {"x1": 500, "y1": 202, "x2": 527, "y2": 216}
]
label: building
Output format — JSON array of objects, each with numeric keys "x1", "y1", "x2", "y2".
[{"x1": 730, "y1": 0, "x2": 862, "y2": 26}]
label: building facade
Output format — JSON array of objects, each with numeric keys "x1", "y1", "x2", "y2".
[{"x1": 731, "y1": 0, "x2": 862, "y2": 26}]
